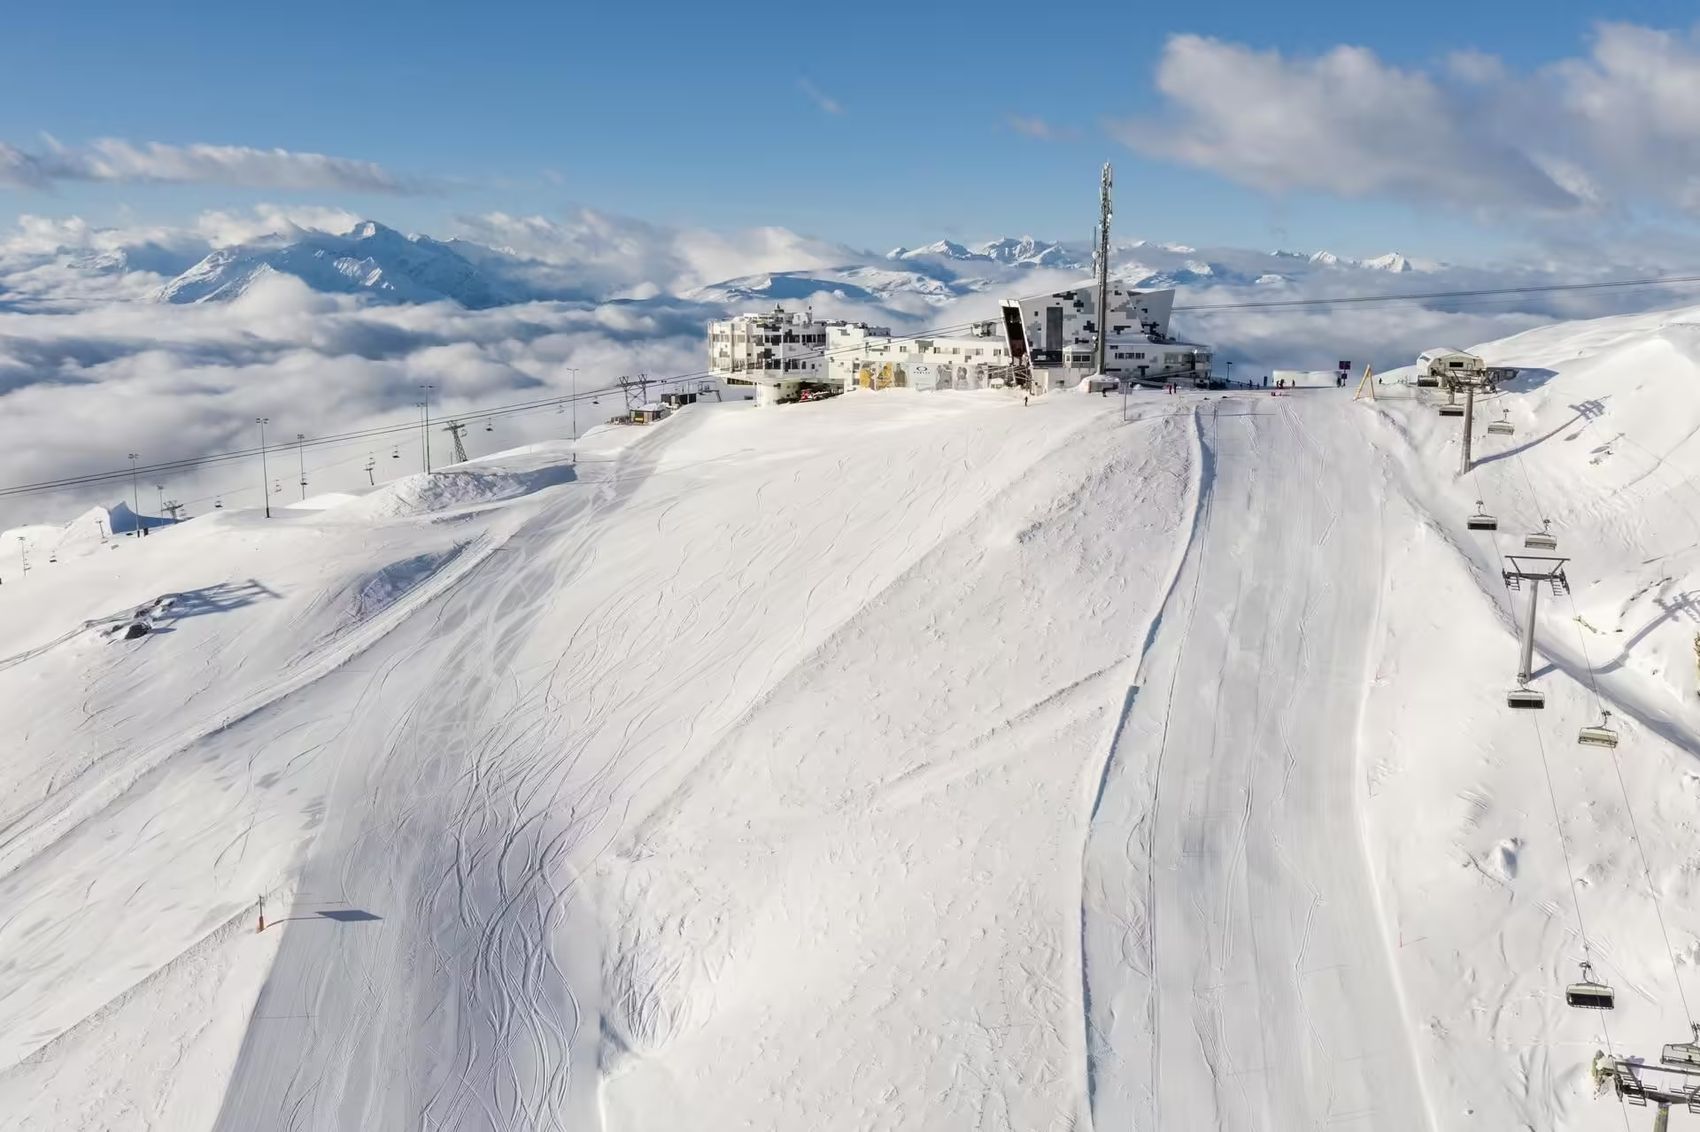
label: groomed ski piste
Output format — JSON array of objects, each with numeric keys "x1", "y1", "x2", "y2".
[{"x1": 6, "y1": 304, "x2": 1700, "y2": 1130}]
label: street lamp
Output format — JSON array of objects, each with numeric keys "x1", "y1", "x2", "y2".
[
  {"x1": 296, "y1": 433, "x2": 308, "y2": 500},
  {"x1": 256, "y1": 417, "x2": 271, "y2": 519}
]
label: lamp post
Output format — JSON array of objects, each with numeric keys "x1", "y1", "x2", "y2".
[
  {"x1": 567, "y1": 366, "x2": 581, "y2": 463},
  {"x1": 418, "y1": 383, "x2": 434, "y2": 473},
  {"x1": 256, "y1": 417, "x2": 271, "y2": 519},
  {"x1": 296, "y1": 433, "x2": 308, "y2": 500},
  {"x1": 1226, "y1": 360, "x2": 1234, "y2": 387},
  {"x1": 126, "y1": 453, "x2": 141, "y2": 534}
]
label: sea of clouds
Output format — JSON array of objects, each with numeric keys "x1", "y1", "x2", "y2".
[{"x1": 2, "y1": 202, "x2": 1698, "y2": 542}]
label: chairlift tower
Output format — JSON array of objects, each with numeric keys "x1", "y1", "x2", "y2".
[
  {"x1": 443, "y1": 419, "x2": 469, "y2": 464},
  {"x1": 620, "y1": 374, "x2": 649, "y2": 413},
  {"x1": 1503, "y1": 554, "x2": 1569, "y2": 708},
  {"x1": 1460, "y1": 382, "x2": 1477, "y2": 475}
]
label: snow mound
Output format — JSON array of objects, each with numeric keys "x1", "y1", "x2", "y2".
[{"x1": 335, "y1": 463, "x2": 576, "y2": 519}]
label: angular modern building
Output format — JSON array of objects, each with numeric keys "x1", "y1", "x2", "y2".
[{"x1": 1000, "y1": 283, "x2": 1212, "y2": 392}]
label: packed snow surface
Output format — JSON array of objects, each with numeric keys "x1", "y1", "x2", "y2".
[{"x1": 8, "y1": 305, "x2": 1700, "y2": 1130}]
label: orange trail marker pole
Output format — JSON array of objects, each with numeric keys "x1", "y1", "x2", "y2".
[{"x1": 257, "y1": 895, "x2": 266, "y2": 933}]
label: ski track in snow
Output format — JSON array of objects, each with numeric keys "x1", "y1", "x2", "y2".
[{"x1": 1082, "y1": 394, "x2": 1432, "y2": 1132}]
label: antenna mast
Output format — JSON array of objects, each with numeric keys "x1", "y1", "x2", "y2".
[{"x1": 1093, "y1": 162, "x2": 1114, "y2": 377}]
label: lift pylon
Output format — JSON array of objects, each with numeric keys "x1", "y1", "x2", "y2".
[{"x1": 1503, "y1": 554, "x2": 1569, "y2": 708}]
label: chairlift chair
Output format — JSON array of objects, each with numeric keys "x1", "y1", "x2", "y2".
[
  {"x1": 1508, "y1": 685, "x2": 1547, "y2": 709},
  {"x1": 485, "y1": 420, "x2": 494, "y2": 432},
  {"x1": 1488, "y1": 410, "x2": 1515, "y2": 436},
  {"x1": 1467, "y1": 502, "x2": 1498, "y2": 531},
  {"x1": 214, "y1": 497, "x2": 223, "y2": 510},
  {"x1": 1438, "y1": 403, "x2": 1465, "y2": 417},
  {"x1": 1567, "y1": 962, "x2": 1615, "y2": 1010},
  {"x1": 1663, "y1": 1026, "x2": 1700, "y2": 1067},
  {"x1": 1579, "y1": 710, "x2": 1620, "y2": 749},
  {"x1": 1524, "y1": 520, "x2": 1558, "y2": 551},
  {"x1": 391, "y1": 447, "x2": 400, "y2": 459}
]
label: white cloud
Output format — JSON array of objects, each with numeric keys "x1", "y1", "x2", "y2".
[
  {"x1": 450, "y1": 209, "x2": 859, "y2": 295},
  {"x1": 797, "y1": 79, "x2": 844, "y2": 116},
  {"x1": 0, "y1": 138, "x2": 417, "y2": 194},
  {"x1": 1115, "y1": 25, "x2": 1700, "y2": 218},
  {"x1": 1005, "y1": 115, "x2": 1076, "y2": 141},
  {"x1": 1113, "y1": 35, "x2": 1579, "y2": 212},
  {"x1": 192, "y1": 204, "x2": 363, "y2": 247}
]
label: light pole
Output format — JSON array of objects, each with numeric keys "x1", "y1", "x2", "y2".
[
  {"x1": 296, "y1": 433, "x2": 308, "y2": 500},
  {"x1": 156, "y1": 483, "x2": 166, "y2": 518},
  {"x1": 1226, "y1": 360, "x2": 1233, "y2": 387},
  {"x1": 418, "y1": 383, "x2": 434, "y2": 473},
  {"x1": 126, "y1": 452, "x2": 141, "y2": 534},
  {"x1": 16, "y1": 535, "x2": 27, "y2": 577},
  {"x1": 256, "y1": 417, "x2": 271, "y2": 519},
  {"x1": 567, "y1": 367, "x2": 581, "y2": 463}
]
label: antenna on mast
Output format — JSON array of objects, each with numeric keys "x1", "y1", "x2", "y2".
[{"x1": 1093, "y1": 162, "x2": 1114, "y2": 377}]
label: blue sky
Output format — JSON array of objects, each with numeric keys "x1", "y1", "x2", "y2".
[{"x1": 3, "y1": 1, "x2": 1699, "y2": 261}]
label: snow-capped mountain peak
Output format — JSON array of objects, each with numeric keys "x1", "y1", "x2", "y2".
[
  {"x1": 157, "y1": 220, "x2": 514, "y2": 308},
  {"x1": 1363, "y1": 252, "x2": 1414, "y2": 273}
]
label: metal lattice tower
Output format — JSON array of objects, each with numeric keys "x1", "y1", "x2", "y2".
[
  {"x1": 1092, "y1": 163, "x2": 1114, "y2": 377},
  {"x1": 620, "y1": 374, "x2": 649, "y2": 413},
  {"x1": 443, "y1": 420, "x2": 469, "y2": 464}
]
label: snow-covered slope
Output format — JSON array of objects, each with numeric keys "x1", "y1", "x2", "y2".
[{"x1": 8, "y1": 303, "x2": 1700, "y2": 1130}]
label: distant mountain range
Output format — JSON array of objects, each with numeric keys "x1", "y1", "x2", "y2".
[
  {"x1": 145, "y1": 219, "x2": 1435, "y2": 311},
  {"x1": 158, "y1": 221, "x2": 522, "y2": 308}
]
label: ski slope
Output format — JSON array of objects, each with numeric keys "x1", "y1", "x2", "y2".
[
  {"x1": 1083, "y1": 396, "x2": 1430, "y2": 1130},
  {"x1": 7, "y1": 306, "x2": 1700, "y2": 1130}
]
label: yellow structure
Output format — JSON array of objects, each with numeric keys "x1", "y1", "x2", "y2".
[{"x1": 1353, "y1": 364, "x2": 1376, "y2": 402}]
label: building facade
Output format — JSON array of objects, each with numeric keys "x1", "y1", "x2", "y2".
[
  {"x1": 825, "y1": 321, "x2": 1016, "y2": 393},
  {"x1": 708, "y1": 307, "x2": 845, "y2": 404},
  {"x1": 706, "y1": 281, "x2": 1214, "y2": 405},
  {"x1": 1001, "y1": 283, "x2": 1212, "y2": 391}
]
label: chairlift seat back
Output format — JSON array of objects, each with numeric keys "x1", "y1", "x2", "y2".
[
  {"x1": 1508, "y1": 688, "x2": 1546, "y2": 709},
  {"x1": 1438, "y1": 404, "x2": 1465, "y2": 416},
  {"x1": 1663, "y1": 1042, "x2": 1700, "y2": 1067},
  {"x1": 1524, "y1": 531, "x2": 1558, "y2": 550},
  {"x1": 1488, "y1": 420, "x2": 1514, "y2": 435},
  {"x1": 1467, "y1": 514, "x2": 1498, "y2": 530},
  {"x1": 1567, "y1": 980, "x2": 1615, "y2": 1009},
  {"x1": 1578, "y1": 725, "x2": 1619, "y2": 748}
]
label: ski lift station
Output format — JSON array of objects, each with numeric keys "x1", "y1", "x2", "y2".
[
  {"x1": 707, "y1": 282, "x2": 1213, "y2": 405},
  {"x1": 1416, "y1": 347, "x2": 1485, "y2": 387}
]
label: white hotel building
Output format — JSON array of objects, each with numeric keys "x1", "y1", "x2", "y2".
[{"x1": 707, "y1": 280, "x2": 1212, "y2": 402}]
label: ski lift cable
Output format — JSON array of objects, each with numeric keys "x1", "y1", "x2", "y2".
[
  {"x1": 1468, "y1": 463, "x2": 1608, "y2": 984},
  {"x1": 1489, "y1": 410, "x2": 1699, "y2": 1029},
  {"x1": 1171, "y1": 271, "x2": 1700, "y2": 313},
  {"x1": 1483, "y1": 429, "x2": 1700, "y2": 1036}
]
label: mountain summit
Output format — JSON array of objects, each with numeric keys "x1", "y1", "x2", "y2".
[{"x1": 158, "y1": 220, "x2": 514, "y2": 308}]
